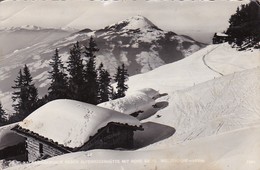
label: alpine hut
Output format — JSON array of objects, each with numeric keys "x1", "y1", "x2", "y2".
[{"x1": 12, "y1": 99, "x2": 142, "y2": 162}]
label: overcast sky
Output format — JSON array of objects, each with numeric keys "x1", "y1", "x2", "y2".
[{"x1": 0, "y1": 0, "x2": 250, "y2": 43}]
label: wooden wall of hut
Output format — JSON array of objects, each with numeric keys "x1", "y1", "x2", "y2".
[
  {"x1": 26, "y1": 137, "x2": 65, "y2": 162},
  {"x1": 80, "y1": 123, "x2": 134, "y2": 151}
]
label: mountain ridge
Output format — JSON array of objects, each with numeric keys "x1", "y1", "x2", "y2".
[{"x1": 0, "y1": 15, "x2": 205, "y2": 114}]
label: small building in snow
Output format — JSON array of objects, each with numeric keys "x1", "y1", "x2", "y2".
[
  {"x1": 128, "y1": 88, "x2": 160, "y2": 99},
  {"x1": 213, "y1": 32, "x2": 229, "y2": 44},
  {"x1": 98, "y1": 92, "x2": 156, "y2": 118},
  {"x1": 12, "y1": 99, "x2": 142, "y2": 162}
]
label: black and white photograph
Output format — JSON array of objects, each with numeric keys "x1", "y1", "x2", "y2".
[{"x1": 0, "y1": 0, "x2": 259, "y2": 169}]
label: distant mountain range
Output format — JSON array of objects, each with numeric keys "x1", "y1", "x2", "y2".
[
  {"x1": 0, "y1": 26, "x2": 72, "y2": 56},
  {"x1": 0, "y1": 15, "x2": 205, "y2": 114}
]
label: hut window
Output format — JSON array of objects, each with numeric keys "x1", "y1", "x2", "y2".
[{"x1": 39, "y1": 143, "x2": 43, "y2": 154}]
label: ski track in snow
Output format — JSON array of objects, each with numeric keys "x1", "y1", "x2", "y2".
[{"x1": 202, "y1": 45, "x2": 224, "y2": 76}]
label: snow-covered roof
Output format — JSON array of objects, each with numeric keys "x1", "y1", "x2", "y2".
[
  {"x1": 17, "y1": 99, "x2": 141, "y2": 148},
  {"x1": 216, "y1": 32, "x2": 228, "y2": 37},
  {"x1": 0, "y1": 123, "x2": 25, "y2": 150},
  {"x1": 98, "y1": 93, "x2": 155, "y2": 115},
  {"x1": 127, "y1": 88, "x2": 160, "y2": 99}
]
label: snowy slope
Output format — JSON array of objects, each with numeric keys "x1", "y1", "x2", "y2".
[
  {"x1": 124, "y1": 43, "x2": 260, "y2": 145},
  {"x1": 4, "y1": 43, "x2": 260, "y2": 170},
  {"x1": 126, "y1": 43, "x2": 260, "y2": 93},
  {"x1": 142, "y1": 68, "x2": 260, "y2": 147}
]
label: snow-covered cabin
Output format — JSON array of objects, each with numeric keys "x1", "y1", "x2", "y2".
[
  {"x1": 97, "y1": 92, "x2": 156, "y2": 117},
  {"x1": 213, "y1": 32, "x2": 229, "y2": 44},
  {"x1": 12, "y1": 100, "x2": 142, "y2": 162},
  {"x1": 127, "y1": 88, "x2": 160, "y2": 99}
]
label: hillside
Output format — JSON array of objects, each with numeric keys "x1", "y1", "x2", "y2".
[
  {"x1": 4, "y1": 43, "x2": 260, "y2": 170},
  {"x1": 141, "y1": 68, "x2": 260, "y2": 147},
  {"x1": 0, "y1": 16, "x2": 204, "y2": 114},
  {"x1": 126, "y1": 43, "x2": 259, "y2": 93}
]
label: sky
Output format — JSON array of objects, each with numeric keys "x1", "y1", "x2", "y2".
[{"x1": 0, "y1": 0, "x2": 250, "y2": 43}]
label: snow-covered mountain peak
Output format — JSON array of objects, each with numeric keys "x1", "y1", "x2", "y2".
[
  {"x1": 105, "y1": 15, "x2": 161, "y2": 32},
  {"x1": 124, "y1": 15, "x2": 158, "y2": 29}
]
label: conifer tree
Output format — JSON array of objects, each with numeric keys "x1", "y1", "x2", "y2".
[
  {"x1": 12, "y1": 65, "x2": 39, "y2": 119},
  {"x1": 0, "y1": 102, "x2": 6, "y2": 126},
  {"x1": 48, "y1": 48, "x2": 68, "y2": 100},
  {"x1": 67, "y1": 41, "x2": 85, "y2": 101},
  {"x1": 97, "y1": 63, "x2": 112, "y2": 103},
  {"x1": 114, "y1": 64, "x2": 129, "y2": 99},
  {"x1": 22, "y1": 65, "x2": 39, "y2": 115},
  {"x1": 12, "y1": 69, "x2": 24, "y2": 115},
  {"x1": 83, "y1": 37, "x2": 99, "y2": 104}
]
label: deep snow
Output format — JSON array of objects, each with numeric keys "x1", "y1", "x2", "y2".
[
  {"x1": 6, "y1": 125, "x2": 260, "y2": 170},
  {"x1": 18, "y1": 99, "x2": 141, "y2": 148},
  {"x1": 3, "y1": 43, "x2": 260, "y2": 170},
  {"x1": 126, "y1": 43, "x2": 259, "y2": 93}
]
